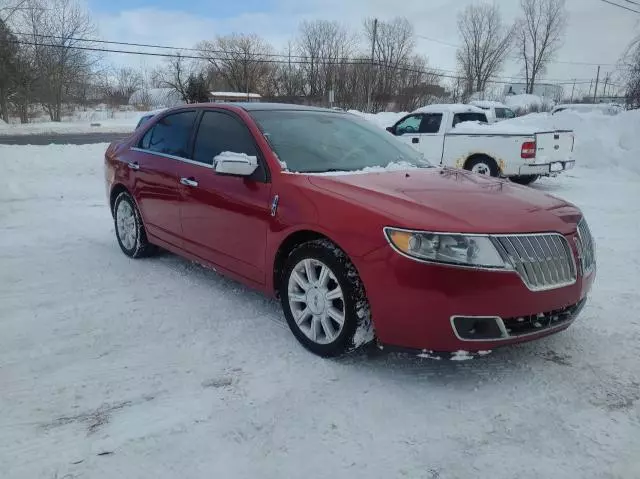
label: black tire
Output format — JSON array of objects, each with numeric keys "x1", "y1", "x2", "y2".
[
  {"x1": 280, "y1": 239, "x2": 374, "y2": 358},
  {"x1": 510, "y1": 175, "x2": 539, "y2": 186},
  {"x1": 113, "y1": 191, "x2": 156, "y2": 258},
  {"x1": 465, "y1": 156, "x2": 499, "y2": 177}
]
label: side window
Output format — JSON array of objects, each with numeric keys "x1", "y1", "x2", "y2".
[
  {"x1": 395, "y1": 114, "x2": 422, "y2": 135},
  {"x1": 193, "y1": 110, "x2": 266, "y2": 181},
  {"x1": 193, "y1": 111, "x2": 258, "y2": 165},
  {"x1": 419, "y1": 114, "x2": 442, "y2": 134},
  {"x1": 504, "y1": 108, "x2": 516, "y2": 119},
  {"x1": 140, "y1": 111, "x2": 197, "y2": 158}
]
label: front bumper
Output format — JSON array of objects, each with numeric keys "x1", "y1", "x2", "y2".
[
  {"x1": 517, "y1": 160, "x2": 575, "y2": 176},
  {"x1": 358, "y1": 246, "x2": 594, "y2": 352}
]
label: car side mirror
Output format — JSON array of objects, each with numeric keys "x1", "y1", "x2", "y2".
[
  {"x1": 213, "y1": 152, "x2": 259, "y2": 176},
  {"x1": 386, "y1": 126, "x2": 396, "y2": 135}
]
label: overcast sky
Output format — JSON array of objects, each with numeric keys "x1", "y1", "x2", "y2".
[{"x1": 90, "y1": 0, "x2": 640, "y2": 94}]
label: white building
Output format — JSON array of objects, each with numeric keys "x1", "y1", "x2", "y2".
[{"x1": 503, "y1": 83, "x2": 564, "y2": 101}]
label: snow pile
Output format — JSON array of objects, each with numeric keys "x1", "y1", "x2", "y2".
[
  {"x1": 0, "y1": 111, "x2": 152, "y2": 136},
  {"x1": 348, "y1": 110, "x2": 406, "y2": 129},
  {"x1": 501, "y1": 109, "x2": 640, "y2": 174}
]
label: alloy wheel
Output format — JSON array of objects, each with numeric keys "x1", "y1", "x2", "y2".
[
  {"x1": 287, "y1": 258, "x2": 346, "y2": 345},
  {"x1": 116, "y1": 200, "x2": 137, "y2": 250}
]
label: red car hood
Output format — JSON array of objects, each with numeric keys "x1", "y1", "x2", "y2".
[{"x1": 307, "y1": 168, "x2": 581, "y2": 234}]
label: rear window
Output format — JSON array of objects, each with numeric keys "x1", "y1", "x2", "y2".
[{"x1": 453, "y1": 113, "x2": 488, "y2": 126}]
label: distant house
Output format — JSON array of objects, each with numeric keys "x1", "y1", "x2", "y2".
[
  {"x1": 129, "y1": 88, "x2": 184, "y2": 109},
  {"x1": 208, "y1": 92, "x2": 261, "y2": 103}
]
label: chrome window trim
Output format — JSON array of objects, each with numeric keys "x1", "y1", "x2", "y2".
[
  {"x1": 130, "y1": 147, "x2": 213, "y2": 169},
  {"x1": 383, "y1": 227, "x2": 579, "y2": 292}
]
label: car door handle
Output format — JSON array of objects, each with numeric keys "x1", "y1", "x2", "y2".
[
  {"x1": 128, "y1": 161, "x2": 140, "y2": 170},
  {"x1": 180, "y1": 177, "x2": 198, "y2": 187},
  {"x1": 412, "y1": 137, "x2": 419, "y2": 144}
]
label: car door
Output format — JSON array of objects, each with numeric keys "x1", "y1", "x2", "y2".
[
  {"x1": 393, "y1": 114, "x2": 423, "y2": 150},
  {"x1": 130, "y1": 110, "x2": 197, "y2": 247},
  {"x1": 393, "y1": 113, "x2": 445, "y2": 164},
  {"x1": 178, "y1": 109, "x2": 272, "y2": 285}
]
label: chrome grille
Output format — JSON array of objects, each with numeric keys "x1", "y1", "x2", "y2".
[
  {"x1": 493, "y1": 234, "x2": 577, "y2": 291},
  {"x1": 577, "y1": 218, "x2": 596, "y2": 274}
]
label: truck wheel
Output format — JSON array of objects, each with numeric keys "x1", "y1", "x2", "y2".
[
  {"x1": 510, "y1": 175, "x2": 539, "y2": 186},
  {"x1": 465, "y1": 156, "x2": 499, "y2": 177}
]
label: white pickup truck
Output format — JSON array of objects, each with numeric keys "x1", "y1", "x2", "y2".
[{"x1": 386, "y1": 104, "x2": 575, "y2": 185}]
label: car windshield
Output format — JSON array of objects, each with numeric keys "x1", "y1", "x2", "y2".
[{"x1": 250, "y1": 110, "x2": 432, "y2": 173}]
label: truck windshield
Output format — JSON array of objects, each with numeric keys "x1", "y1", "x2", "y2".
[{"x1": 251, "y1": 110, "x2": 432, "y2": 173}]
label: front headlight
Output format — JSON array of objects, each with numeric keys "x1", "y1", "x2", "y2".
[{"x1": 384, "y1": 228, "x2": 509, "y2": 269}]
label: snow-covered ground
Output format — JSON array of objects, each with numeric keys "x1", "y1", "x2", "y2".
[
  {"x1": 0, "y1": 109, "x2": 147, "y2": 136},
  {"x1": 1, "y1": 115, "x2": 640, "y2": 478}
]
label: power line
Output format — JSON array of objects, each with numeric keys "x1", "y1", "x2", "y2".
[
  {"x1": 11, "y1": 31, "x2": 359, "y2": 62},
  {"x1": 415, "y1": 34, "x2": 458, "y2": 48},
  {"x1": 597, "y1": 0, "x2": 640, "y2": 14},
  {"x1": 620, "y1": 0, "x2": 640, "y2": 7},
  {"x1": 10, "y1": 38, "x2": 613, "y2": 86},
  {"x1": 8, "y1": 38, "x2": 623, "y2": 88}
]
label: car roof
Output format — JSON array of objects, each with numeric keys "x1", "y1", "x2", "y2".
[
  {"x1": 413, "y1": 103, "x2": 486, "y2": 114},
  {"x1": 470, "y1": 100, "x2": 508, "y2": 109},
  {"x1": 170, "y1": 102, "x2": 340, "y2": 114}
]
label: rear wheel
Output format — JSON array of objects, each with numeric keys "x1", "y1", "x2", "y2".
[
  {"x1": 280, "y1": 239, "x2": 374, "y2": 357},
  {"x1": 113, "y1": 191, "x2": 155, "y2": 258},
  {"x1": 510, "y1": 175, "x2": 539, "y2": 186},
  {"x1": 465, "y1": 156, "x2": 499, "y2": 177}
]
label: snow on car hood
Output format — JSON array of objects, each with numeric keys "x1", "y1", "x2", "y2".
[{"x1": 307, "y1": 168, "x2": 581, "y2": 235}]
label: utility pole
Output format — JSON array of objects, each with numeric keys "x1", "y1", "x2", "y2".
[
  {"x1": 244, "y1": 50, "x2": 249, "y2": 100},
  {"x1": 570, "y1": 79, "x2": 576, "y2": 102},
  {"x1": 593, "y1": 65, "x2": 600, "y2": 103},
  {"x1": 288, "y1": 42, "x2": 292, "y2": 97},
  {"x1": 366, "y1": 18, "x2": 378, "y2": 113},
  {"x1": 603, "y1": 73, "x2": 610, "y2": 99}
]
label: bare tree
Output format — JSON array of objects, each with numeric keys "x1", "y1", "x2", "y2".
[
  {"x1": 516, "y1": 0, "x2": 567, "y2": 94},
  {"x1": 457, "y1": 3, "x2": 513, "y2": 97},
  {"x1": 622, "y1": 38, "x2": 640, "y2": 109},
  {"x1": 364, "y1": 17, "x2": 416, "y2": 110},
  {"x1": 0, "y1": 0, "x2": 29, "y2": 22},
  {"x1": 20, "y1": 0, "x2": 96, "y2": 121},
  {"x1": 0, "y1": 18, "x2": 18, "y2": 121},
  {"x1": 295, "y1": 20, "x2": 355, "y2": 101},
  {"x1": 198, "y1": 33, "x2": 274, "y2": 95},
  {"x1": 152, "y1": 52, "x2": 199, "y2": 103},
  {"x1": 101, "y1": 66, "x2": 143, "y2": 107}
]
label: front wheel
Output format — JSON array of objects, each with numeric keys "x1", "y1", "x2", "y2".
[
  {"x1": 510, "y1": 175, "x2": 539, "y2": 186},
  {"x1": 113, "y1": 191, "x2": 156, "y2": 258},
  {"x1": 280, "y1": 239, "x2": 374, "y2": 357}
]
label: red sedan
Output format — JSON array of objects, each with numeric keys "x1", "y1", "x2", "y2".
[{"x1": 105, "y1": 103, "x2": 596, "y2": 358}]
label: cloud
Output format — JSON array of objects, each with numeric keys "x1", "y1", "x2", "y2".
[{"x1": 95, "y1": 0, "x2": 639, "y2": 89}]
